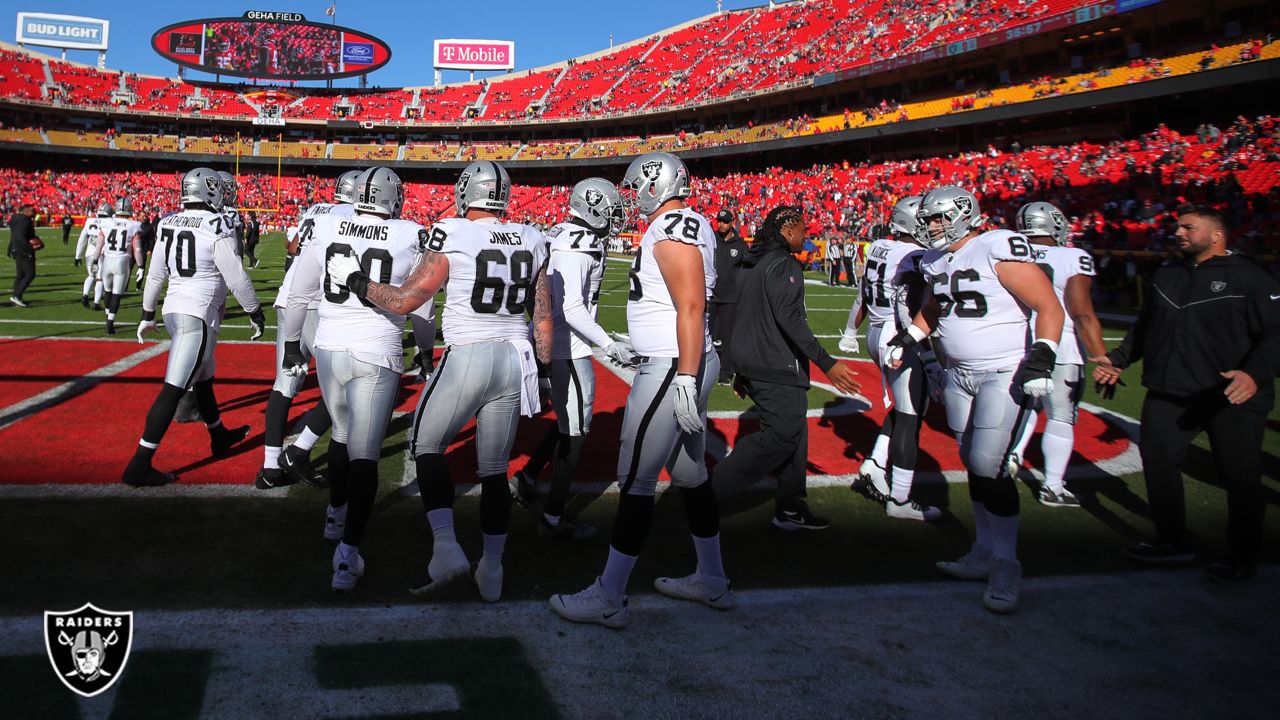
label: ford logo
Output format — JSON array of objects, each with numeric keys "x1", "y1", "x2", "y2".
[{"x1": 346, "y1": 45, "x2": 371, "y2": 56}]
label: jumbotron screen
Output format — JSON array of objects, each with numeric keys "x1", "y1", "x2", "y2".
[{"x1": 151, "y1": 12, "x2": 391, "y2": 81}]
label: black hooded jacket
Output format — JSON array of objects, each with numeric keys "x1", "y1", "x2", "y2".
[
  {"x1": 728, "y1": 244, "x2": 836, "y2": 387},
  {"x1": 1109, "y1": 252, "x2": 1280, "y2": 411}
]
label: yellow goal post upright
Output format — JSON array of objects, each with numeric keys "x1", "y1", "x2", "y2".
[{"x1": 232, "y1": 131, "x2": 287, "y2": 228}]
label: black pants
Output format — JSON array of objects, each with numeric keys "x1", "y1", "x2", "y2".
[
  {"x1": 245, "y1": 238, "x2": 259, "y2": 266},
  {"x1": 828, "y1": 259, "x2": 841, "y2": 285},
  {"x1": 842, "y1": 257, "x2": 855, "y2": 286},
  {"x1": 709, "y1": 301, "x2": 737, "y2": 379},
  {"x1": 11, "y1": 253, "x2": 35, "y2": 299},
  {"x1": 62, "y1": 226, "x2": 71, "y2": 244},
  {"x1": 1139, "y1": 390, "x2": 1267, "y2": 563},
  {"x1": 712, "y1": 378, "x2": 808, "y2": 511}
]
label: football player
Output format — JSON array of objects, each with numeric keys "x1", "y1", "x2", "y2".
[
  {"x1": 510, "y1": 178, "x2": 636, "y2": 540},
  {"x1": 282, "y1": 166, "x2": 425, "y2": 591},
  {"x1": 124, "y1": 168, "x2": 265, "y2": 487},
  {"x1": 75, "y1": 203, "x2": 111, "y2": 309},
  {"x1": 1003, "y1": 201, "x2": 1107, "y2": 507},
  {"x1": 88, "y1": 198, "x2": 144, "y2": 335},
  {"x1": 884, "y1": 186, "x2": 1064, "y2": 614},
  {"x1": 847, "y1": 196, "x2": 944, "y2": 521},
  {"x1": 217, "y1": 171, "x2": 246, "y2": 261},
  {"x1": 255, "y1": 170, "x2": 359, "y2": 489},
  {"x1": 326, "y1": 161, "x2": 551, "y2": 603},
  {"x1": 549, "y1": 152, "x2": 727, "y2": 629}
]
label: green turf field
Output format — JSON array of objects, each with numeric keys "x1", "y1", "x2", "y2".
[{"x1": 0, "y1": 225, "x2": 1276, "y2": 617}]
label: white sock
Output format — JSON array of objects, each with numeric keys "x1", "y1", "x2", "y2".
[
  {"x1": 93, "y1": 282, "x2": 103, "y2": 304},
  {"x1": 1011, "y1": 410, "x2": 1037, "y2": 460},
  {"x1": 82, "y1": 276, "x2": 94, "y2": 296},
  {"x1": 295, "y1": 427, "x2": 322, "y2": 452},
  {"x1": 600, "y1": 546, "x2": 638, "y2": 598},
  {"x1": 480, "y1": 532, "x2": 506, "y2": 568},
  {"x1": 543, "y1": 512, "x2": 561, "y2": 526},
  {"x1": 264, "y1": 445, "x2": 282, "y2": 470},
  {"x1": 890, "y1": 466, "x2": 914, "y2": 504},
  {"x1": 971, "y1": 500, "x2": 992, "y2": 551},
  {"x1": 106, "y1": 311, "x2": 115, "y2": 321},
  {"x1": 426, "y1": 508, "x2": 456, "y2": 545},
  {"x1": 1040, "y1": 419, "x2": 1075, "y2": 492},
  {"x1": 205, "y1": 419, "x2": 222, "y2": 431},
  {"x1": 987, "y1": 511, "x2": 1020, "y2": 561},
  {"x1": 868, "y1": 434, "x2": 891, "y2": 468},
  {"x1": 338, "y1": 541, "x2": 359, "y2": 557},
  {"x1": 691, "y1": 533, "x2": 726, "y2": 580}
]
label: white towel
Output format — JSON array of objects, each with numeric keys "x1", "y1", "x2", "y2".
[{"x1": 509, "y1": 337, "x2": 541, "y2": 417}]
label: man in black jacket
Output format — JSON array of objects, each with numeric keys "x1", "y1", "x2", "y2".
[
  {"x1": 711, "y1": 209, "x2": 746, "y2": 383},
  {"x1": 8, "y1": 204, "x2": 38, "y2": 307},
  {"x1": 61, "y1": 213, "x2": 73, "y2": 245},
  {"x1": 1097, "y1": 206, "x2": 1279, "y2": 582},
  {"x1": 245, "y1": 211, "x2": 262, "y2": 269},
  {"x1": 713, "y1": 205, "x2": 862, "y2": 530}
]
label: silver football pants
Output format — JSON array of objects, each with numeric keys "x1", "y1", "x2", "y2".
[
  {"x1": 616, "y1": 352, "x2": 718, "y2": 496},
  {"x1": 315, "y1": 348, "x2": 400, "y2": 462}
]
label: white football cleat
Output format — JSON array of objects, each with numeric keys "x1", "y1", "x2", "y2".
[
  {"x1": 936, "y1": 544, "x2": 995, "y2": 581},
  {"x1": 983, "y1": 558, "x2": 1022, "y2": 614},
  {"x1": 324, "y1": 504, "x2": 347, "y2": 541},
  {"x1": 331, "y1": 545, "x2": 365, "y2": 592},
  {"x1": 653, "y1": 573, "x2": 734, "y2": 610},
  {"x1": 549, "y1": 577, "x2": 629, "y2": 629},
  {"x1": 473, "y1": 560, "x2": 503, "y2": 603},
  {"x1": 886, "y1": 498, "x2": 942, "y2": 522},
  {"x1": 409, "y1": 542, "x2": 469, "y2": 595},
  {"x1": 859, "y1": 459, "x2": 890, "y2": 500}
]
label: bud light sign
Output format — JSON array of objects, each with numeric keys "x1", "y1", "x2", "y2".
[
  {"x1": 433, "y1": 39, "x2": 515, "y2": 71},
  {"x1": 16, "y1": 12, "x2": 110, "y2": 51}
]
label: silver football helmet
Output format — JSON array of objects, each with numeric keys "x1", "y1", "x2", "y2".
[
  {"x1": 888, "y1": 195, "x2": 922, "y2": 239},
  {"x1": 216, "y1": 171, "x2": 238, "y2": 207},
  {"x1": 454, "y1": 160, "x2": 511, "y2": 216},
  {"x1": 621, "y1": 151, "x2": 690, "y2": 218},
  {"x1": 1016, "y1": 201, "x2": 1070, "y2": 246},
  {"x1": 915, "y1": 186, "x2": 983, "y2": 251},
  {"x1": 568, "y1": 177, "x2": 624, "y2": 236},
  {"x1": 113, "y1": 198, "x2": 133, "y2": 217},
  {"x1": 354, "y1": 166, "x2": 404, "y2": 218},
  {"x1": 180, "y1": 168, "x2": 225, "y2": 210},
  {"x1": 334, "y1": 169, "x2": 361, "y2": 204},
  {"x1": 95, "y1": 203, "x2": 113, "y2": 217}
]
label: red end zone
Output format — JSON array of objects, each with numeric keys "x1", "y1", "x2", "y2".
[{"x1": 0, "y1": 341, "x2": 1133, "y2": 486}]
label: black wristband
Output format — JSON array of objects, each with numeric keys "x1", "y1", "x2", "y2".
[
  {"x1": 887, "y1": 328, "x2": 919, "y2": 351},
  {"x1": 1025, "y1": 341, "x2": 1057, "y2": 375},
  {"x1": 346, "y1": 271, "x2": 371, "y2": 300},
  {"x1": 141, "y1": 309, "x2": 156, "y2": 322}
]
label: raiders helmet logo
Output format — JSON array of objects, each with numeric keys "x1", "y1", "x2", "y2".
[
  {"x1": 44, "y1": 603, "x2": 133, "y2": 698},
  {"x1": 456, "y1": 172, "x2": 471, "y2": 195},
  {"x1": 953, "y1": 195, "x2": 973, "y2": 216},
  {"x1": 584, "y1": 188, "x2": 604, "y2": 207},
  {"x1": 1211, "y1": 281, "x2": 1227, "y2": 292},
  {"x1": 204, "y1": 177, "x2": 221, "y2": 196},
  {"x1": 641, "y1": 161, "x2": 663, "y2": 181}
]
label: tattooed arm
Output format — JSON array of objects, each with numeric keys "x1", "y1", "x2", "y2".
[
  {"x1": 530, "y1": 261, "x2": 552, "y2": 365},
  {"x1": 340, "y1": 250, "x2": 451, "y2": 316}
]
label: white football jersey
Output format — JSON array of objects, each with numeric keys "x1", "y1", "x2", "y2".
[
  {"x1": 274, "y1": 202, "x2": 354, "y2": 310},
  {"x1": 862, "y1": 238, "x2": 924, "y2": 328},
  {"x1": 149, "y1": 209, "x2": 258, "y2": 326},
  {"x1": 546, "y1": 221, "x2": 609, "y2": 360},
  {"x1": 99, "y1": 218, "x2": 141, "y2": 259},
  {"x1": 301, "y1": 212, "x2": 425, "y2": 372},
  {"x1": 921, "y1": 229, "x2": 1036, "y2": 371},
  {"x1": 427, "y1": 216, "x2": 549, "y2": 345},
  {"x1": 1032, "y1": 245, "x2": 1096, "y2": 365},
  {"x1": 627, "y1": 206, "x2": 717, "y2": 358},
  {"x1": 75, "y1": 218, "x2": 105, "y2": 260},
  {"x1": 223, "y1": 209, "x2": 244, "y2": 239}
]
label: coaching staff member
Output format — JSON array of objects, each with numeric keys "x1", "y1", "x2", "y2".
[
  {"x1": 8, "y1": 204, "x2": 39, "y2": 307},
  {"x1": 713, "y1": 205, "x2": 862, "y2": 530},
  {"x1": 711, "y1": 209, "x2": 746, "y2": 383},
  {"x1": 1096, "y1": 205, "x2": 1279, "y2": 582}
]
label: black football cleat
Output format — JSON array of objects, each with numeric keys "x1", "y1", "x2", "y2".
[
  {"x1": 254, "y1": 467, "x2": 298, "y2": 490},
  {"x1": 122, "y1": 459, "x2": 176, "y2": 488},
  {"x1": 80, "y1": 295, "x2": 90, "y2": 308},
  {"x1": 106, "y1": 319, "x2": 116, "y2": 335},
  {"x1": 211, "y1": 425, "x2": 250, "y2": 457},
  {"x1": 279, "y1": 445, "x2": 328, "y2": 488}
]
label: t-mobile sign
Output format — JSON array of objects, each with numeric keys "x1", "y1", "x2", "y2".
[{"x1": 433, "y1": 39, "x2": 515, "y2": 71}]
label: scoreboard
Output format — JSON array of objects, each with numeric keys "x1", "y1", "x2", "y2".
[{"x1": 151, "y1": 12, "x2": 390, "y2": 81}]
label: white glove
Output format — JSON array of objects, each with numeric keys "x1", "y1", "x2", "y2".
[
  {"x1": 837, "y1": 331, "x2": 859, "y2": 354},
  {"x1": 671, "y1": 374, "x2": 703, "y2": 434},
  {"x1": 136, "y1": 319, "x2": 157, "y2": 344},
  {"x1": 89, "y1": 262, "x2": 99, "y2": 275},
  {"x1": 604, "y1": 341, "x2": 638, "y2": 367},
  {"x1": 135, "y1": 267, "x2": 144, "y2": 282},
  {"x1": 326, "y1": 253, "x2": 362, "y2": 288},
  {"x1": 1021, "y1": 377, "x2": 1054, "y2": 398}
]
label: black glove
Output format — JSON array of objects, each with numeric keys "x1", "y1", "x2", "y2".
[
  {"x1": 283, "y1": 340, "x2": 307, "y2": 376},
  {"x1": 1016, "y1": 341, "x2": 1057, "y2": 397},
  {"x1": 248, "y1": 307, "x2": 267, "y2": 341},
  {"x1": 74, "y1": 258, "x2": 81, "y2": 267}
]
